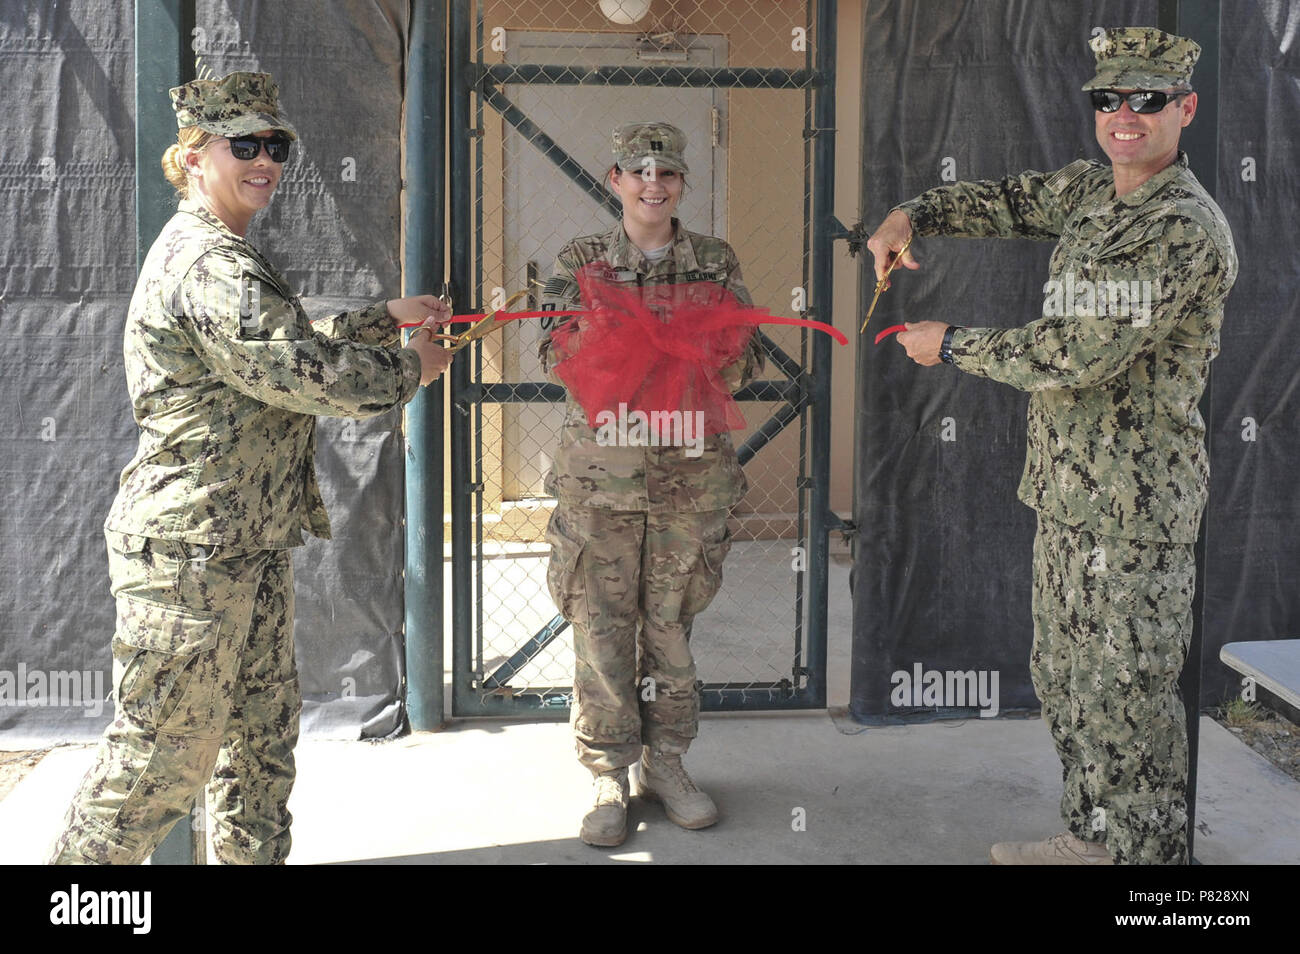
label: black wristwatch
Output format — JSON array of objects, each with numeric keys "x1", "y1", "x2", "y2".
[{"x1": 940, "y1": 325, "x2": 962, "y2": 365}]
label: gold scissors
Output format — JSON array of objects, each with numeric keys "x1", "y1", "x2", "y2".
[
  {"x1": 860, "y1": 235, "x2": 912, "y2": 334},
  {"x1": 410, "y1": 286, "x2": 535, "y2": 353}
]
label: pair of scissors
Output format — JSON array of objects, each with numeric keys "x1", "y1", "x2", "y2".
[
  {"x1": 860, "y1": 235, "x2": 913, "y2": 334},
  {"x1": 409, "y1": 287, "x2": 534, "y2": 353}
]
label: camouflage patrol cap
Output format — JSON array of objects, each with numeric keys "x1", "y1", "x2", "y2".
[
  {"x1": 612, "y1": 122, "x2": 689, "y2": 174},
  {"x1": 169, "y1": 71, "x2": 298, "y2": 140},
  {"x1": 1082, "y1": 27, "x2": 1200, "y2": 92}
]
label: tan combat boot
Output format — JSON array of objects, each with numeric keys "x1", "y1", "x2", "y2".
[
  {"x1": 580, "y1": 768, "x2": 629, "y2": 847},
  {"x1": 635, "y1": 750, "x2": 718, "y2": 830},
  {"x1": 990, "y1": 831, "x2": 1113, "y2": 865}
]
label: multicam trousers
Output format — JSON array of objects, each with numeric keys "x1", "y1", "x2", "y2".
[
  {"x1": 1030, "y1": 515, "x2": 1195, "y2": 865},
  {"x1": 546, "y1": 504, "x2": 731, "y2": 774},
  {"x1": 50, "y1": 530, "x2": 300, "y2": 865}
]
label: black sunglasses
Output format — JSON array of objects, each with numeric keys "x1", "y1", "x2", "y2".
[
  {"x1": 226, "y1": 134, "x2": 292, "y2": 162},
  {"x1": 1090, "y1": 89, "x2": 1192, "y2": 114}
]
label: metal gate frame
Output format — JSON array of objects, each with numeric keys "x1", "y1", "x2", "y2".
[{"x1": 447, "y1": 0, "x2": 842, "y2": 717}]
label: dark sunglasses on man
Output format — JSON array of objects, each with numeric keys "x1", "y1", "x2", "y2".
[
  {"x1": 1090, "y1": 89, "x2": 1193, "y2": 114},
  {"x1": 225, "y1": 133, "x2": 292, "y2": 163}
]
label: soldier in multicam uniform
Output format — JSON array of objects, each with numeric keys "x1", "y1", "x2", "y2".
[
  {"x1": 868, "y1": 28, "x2": 1237, "y2": 864},
  {"x1": 49, "y1": 72, "x2": 453, "y2": 864},
  {"x1": 539, "y1": 123, "x2": 764, "y2": 847}
]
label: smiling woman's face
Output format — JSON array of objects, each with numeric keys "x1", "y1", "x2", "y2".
[
  {"x1": 609, "y1": 164, "x2": 684, "y2": 232},
  {"x1": 185, "y1": 130, "x2": 284, "y2": 235}
]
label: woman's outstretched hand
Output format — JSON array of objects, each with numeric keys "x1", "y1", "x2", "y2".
[
  {"x1": 407, "y1": 317, "x2": 454, "y2": 385},
  {"x1": 390, "y1": 296, "x2": 454, "y2": 386},
  {"x1": 388, "y1": 294, "x2": 452, "y2": 328}
]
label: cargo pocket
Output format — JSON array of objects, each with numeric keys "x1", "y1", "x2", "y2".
[
  {"x1": 1100, "y1": 561, "x2": 1194, "y2": 693},
  {"x1": 545, "y1": 511, "x2": 588, "y2": 627},
  {"x1": 682, "y1": 519, "x2": 732, "y2": 618},
  {"x1": 112, "y1": 594, "x2": 223, "y2": 736}
]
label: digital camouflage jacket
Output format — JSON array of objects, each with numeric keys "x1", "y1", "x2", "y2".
[
  {"x1": 896, "y1": 153, "x2": 1237, "y2": 543},
  {"x1": 105, "y1": 199, "x2": 421, "y2": 548}
]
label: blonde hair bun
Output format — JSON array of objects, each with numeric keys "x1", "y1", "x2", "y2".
[
  {"x1": 161, "y1": 126, "x2": 214, "y2": 200},
  {"x1": 162, "y1": 143, "x2": 188, "y2": 196}
]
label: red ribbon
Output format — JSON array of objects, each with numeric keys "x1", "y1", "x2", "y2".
[
  {"x1": 401, "y1": 308, "x2": 847, "y2": 344},
  {"x1": 874, "y1": 323, "x2": 907, "y2": 345},
  {"x1": 539, "y1": 267, "x2": 846, "y2": 436},
  {"x1": 392, "y1": 270, "x2": 852, "y2": 444}
]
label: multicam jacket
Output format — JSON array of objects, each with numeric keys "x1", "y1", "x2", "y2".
[
  {"x1": 539, "y1": 220, "x2": 764, "y2": 512},
  {"x1": 104, "y1": 199, "x2": 421, "y2": 548},
  {"x1": 896, "y1": 153, "x2": 1237, "y2": 543}
]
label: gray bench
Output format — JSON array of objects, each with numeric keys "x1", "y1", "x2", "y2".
[{"x1": 1220, "y1": 639, "x2": 1300, "y2": 708}]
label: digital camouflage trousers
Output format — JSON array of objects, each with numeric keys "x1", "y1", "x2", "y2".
[
  {"x1": 1031, "y1": 515, "x2": 1195, "y2": 865},
  {"x1": 50, "y1": 530, "x2": 300, "y2": 864}
]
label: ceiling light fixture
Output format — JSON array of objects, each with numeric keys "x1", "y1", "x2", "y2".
[{"x1": 599, "y1": 0, "x2": 652, "y2": 26}]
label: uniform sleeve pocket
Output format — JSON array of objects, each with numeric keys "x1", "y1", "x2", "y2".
[
  {"x1": 112, "y1": 594, "x2": 223, "y2": 733},
  {"x1": 107, "y1": 531, "x2": 150, "y2": 557},
  {"x1": 236, "y1": 272, "x2": 310, "y2": 341}
]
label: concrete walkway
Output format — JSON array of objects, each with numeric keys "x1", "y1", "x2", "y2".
[
  {"x1": 2, "y1": 712, "x2": 1297, "y2": 864},
  {"x1": 5, "y1": 549, "x2": 1298, "y2": 864}
]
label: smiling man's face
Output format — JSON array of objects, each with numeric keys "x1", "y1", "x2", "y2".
[{"x1": 1095, "y1": 89, "x2": 1196, "y2": 192}]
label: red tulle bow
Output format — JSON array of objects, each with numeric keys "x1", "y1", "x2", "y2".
[{"x1": 549, "y1": 264, "x2": 843, "y2": 436}]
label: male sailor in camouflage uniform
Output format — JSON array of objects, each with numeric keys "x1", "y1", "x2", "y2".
[
  {"x1": 868, "y1": 28, "x2": 1236, "y2": 864},
  {"x1": 50, "y1": 72, "x2": 451, "y2": 864},
  {"x1": 540, "y1": 123, "x2": 763, "y2": 846}
]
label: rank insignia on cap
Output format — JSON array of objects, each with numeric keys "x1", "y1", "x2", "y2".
[
  {"x1": 1082, "y1": 26, "x2": 1200, "y2": 92},
  {"x1": 611, "y1": 122, "x2": 689, "y2": 173}
]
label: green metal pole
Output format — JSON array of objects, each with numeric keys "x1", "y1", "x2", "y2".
[
  {"x1": 136, "y1": 0, "x2": 199, "y2": 865},
  {"x1": 404, "y1": 0, "x2": 448, "y2": 731},
  {"x1": 1159, "y1": 0, "x2": 1221, "y2": 866},
  {"x1": 448, "y1": 0, "x2": 474, "y2": 717},
  {"x1": 804, "y1": 0, "x2": 837, "y2": 706},
  {"x1": 135, "y1": 0, "x2": 194, "y2": 270}
]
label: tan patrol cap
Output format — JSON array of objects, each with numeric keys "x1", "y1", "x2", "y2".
[
  {"x1": 169, "y1": 71, "x2": 298, "y2": 140},
  {"x1": 1082, "y1": 27, "x2": 1200, "y2": 92},
  {"x1": 612, "y1": 122, "x2": 689, "y2": 174}
]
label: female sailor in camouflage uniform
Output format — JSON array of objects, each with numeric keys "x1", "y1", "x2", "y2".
[
  {"x1": 540, "y1": 123, "x2": 763, "y2": 847},
  {"x1": 49, "y1": 72, "x2": 452, "y2": 864}
]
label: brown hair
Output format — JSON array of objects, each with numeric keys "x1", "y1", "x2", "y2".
[{"x1": 161, "y1": 126, "x2": 219, "y2": 200}]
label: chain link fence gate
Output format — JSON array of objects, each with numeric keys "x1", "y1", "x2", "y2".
[{"x1": 447, "y1": 0, "x2": 838, "y2": 717}]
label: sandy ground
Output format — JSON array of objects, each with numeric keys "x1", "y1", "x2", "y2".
[{"x1": 0, "y1": 749, "x2": 54, "y2": 802}]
